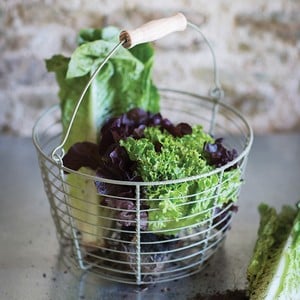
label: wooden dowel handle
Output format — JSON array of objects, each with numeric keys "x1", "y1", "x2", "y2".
[{"x1": 120, "y1": 13, "x2": 187, "y2": 49}]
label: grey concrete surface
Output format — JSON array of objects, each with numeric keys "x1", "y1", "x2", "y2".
[{"x1": 0, "y1": 133, "x2": 299, "y2": 299}]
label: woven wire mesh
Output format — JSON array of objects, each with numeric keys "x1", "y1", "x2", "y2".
[{"x1": 33, "y1": 89, "x2": 252, "y2": 285}]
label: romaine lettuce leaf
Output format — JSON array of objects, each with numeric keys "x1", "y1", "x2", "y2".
[
  {"x1": 46, "y1": 27, "x2": 159, "y2": 152},
  {"x1": 247, "y1": 203, "x2": 300, "y2": 300}
]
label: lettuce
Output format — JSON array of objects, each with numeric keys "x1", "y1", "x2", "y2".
[
  {"x1": 46, "y1": 27, "x2": 159, "y2": 152},
  {"x1": 120, "y1": 126, "x2": 242, "y2": 234},
  {"x1": 247, "y1": 203, "x2": 300, "y2": 299},
  {"x1": 46, "y1": 27, "x2": 159, "y2": 246},
  {"x1": 62, "y1": 108, "x2": 241, "y2": 237}
]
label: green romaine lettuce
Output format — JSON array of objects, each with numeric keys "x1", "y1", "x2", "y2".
[
  {"x1": 46, "y1": 27, "x2": 159, "y2": 246},
  {"x1": 247, "y1": 203, "x2": 300, "y2": 299},
  {"x1": 46, "y1": 27, "x2": 159, "y2": 151}
]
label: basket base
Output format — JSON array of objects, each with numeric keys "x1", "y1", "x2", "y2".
[{"x1": 57, "y1": 235, "x2": 226, "y2": 285}]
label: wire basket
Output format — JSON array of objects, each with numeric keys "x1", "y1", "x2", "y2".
[{"x1": 32, "y1": 14, "x2": 253, "y2": 285}]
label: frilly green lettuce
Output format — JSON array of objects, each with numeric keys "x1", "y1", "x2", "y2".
[{"x1": 121, "y1": 126, "x2": 242, "y2": 234}]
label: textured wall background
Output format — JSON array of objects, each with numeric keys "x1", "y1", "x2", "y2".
[{"x1": 0, "y1": 0, "x2": 299, "y2": 136}]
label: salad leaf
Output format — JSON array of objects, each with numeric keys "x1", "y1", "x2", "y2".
[
  {"x1": 46, "y1": 27, "x2": 159, "y2": 152},
  {"x1": 204, "y1": 138, "x2": 238, "y2": 168},
  {"x1": 46, "y1": 27, "x2": 159, "y2": 246},
  {"x1": 247, "y1": 203, "x2": 300, "y2": 300},
  {"x1": 120, "y1": 126, "x2": 242, "y2": 234},
  {"x1": 63, "y1": 108, "x2": 241, "y2": 236}
]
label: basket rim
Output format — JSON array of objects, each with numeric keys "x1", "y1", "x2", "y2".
[{"x1": 32, "y1": 88, "x2": 253, "y2": 186}]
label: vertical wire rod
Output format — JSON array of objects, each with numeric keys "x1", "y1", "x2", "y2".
[{"x1": 135, "y1": 184, "x2": 142, "y2": 284}]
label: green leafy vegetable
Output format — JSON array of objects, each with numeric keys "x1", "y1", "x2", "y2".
[
  {"x1": 46, "y1": 27, "x2": 159, "y2": 246},
  {"x1": 120, "y1": 126, "x2": 242, "y2": 234},
  {"x1": 46, "y1": 27, "x2": 159, "y2": 151},
  {"x1": 247, "y1": 203, "x2": 300, "y2": 299}
]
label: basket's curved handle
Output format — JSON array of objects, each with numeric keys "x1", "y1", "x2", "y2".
[
  {"x1": 52, "y1": 13, "x2": 223, "y2": 163},
  {"x1": 120, "y1": 13, "x2": 187, "y2": 49}
]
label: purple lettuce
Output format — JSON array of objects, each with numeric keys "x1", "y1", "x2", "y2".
[
  {"x1": 203, "y1": 138, "x2": 238, "y2": 169},
  {"x1": 62, "y1": 142, "x2": 100, "y2": 171},
  {"x1": 98, "y1": 107, "x2": 191, "y2": 155},
  {"x1": 62, "y1": 108, "x2": 192, "y2": 229}
]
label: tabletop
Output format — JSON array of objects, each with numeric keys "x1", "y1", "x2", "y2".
[{"x1": 0, "y1": 133, "x2": 299, "y2": 300}]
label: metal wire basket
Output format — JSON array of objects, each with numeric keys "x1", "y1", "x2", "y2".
[{"x1": 33, "y1": 14, "x2": 253, "y2": 285}]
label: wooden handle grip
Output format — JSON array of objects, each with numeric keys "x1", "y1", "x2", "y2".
[{"x1": 120, "y1": 13, "x2": 187, "y2": 48}]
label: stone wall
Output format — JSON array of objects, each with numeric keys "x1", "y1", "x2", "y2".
[{"x1": 1, "y1": 0, "x2": 299, "y2": 136}]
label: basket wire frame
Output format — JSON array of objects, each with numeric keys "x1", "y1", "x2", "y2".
[{"x1": 32, "y1": 21, "x2": 253, "y2": 285}]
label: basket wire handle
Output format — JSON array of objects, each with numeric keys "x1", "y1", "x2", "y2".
[
  {"x1": 51, "y1": 12, "x2": 224, "y2": 163},
  {"x1": 187, "y1": 21, "x2": 224, "y2": 100},
  {"x1": 51, "y1": 41, "x2": 124, "y2": 163}
]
